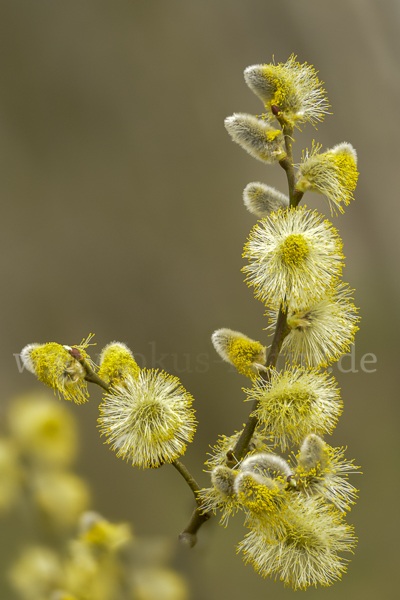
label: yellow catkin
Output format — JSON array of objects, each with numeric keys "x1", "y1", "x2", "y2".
[
  {"x1": 98, "y1": 342, "x2": 140, "y2": 386},
  {"x1": 228, "y1": 339, "x2": 265, "y2": 377},
  {"x1": 280, "y1": 234, "x2": 309, "y2": 267}
]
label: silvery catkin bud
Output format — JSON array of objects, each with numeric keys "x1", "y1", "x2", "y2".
[
  {"x1": 224, "y1": 113, "x2": 286, "y2": 163},
  {"x1": 243, "y1": 182, "x2": 289, "y2": 217}
]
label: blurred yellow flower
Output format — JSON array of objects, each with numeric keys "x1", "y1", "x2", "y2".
[
  {"x1": 8, "y1": 393, "x2": 78, "y2": 467},
  {"x1": 79, "y1": 511, "x2": 132, "y2": 551},
  {"x1": 9, "y1": 546, "x2": 62, "y2": 600},
  {"x1": 33, "y1": 470, "x2": 90, "y2": 528},
  {"x1": 0, "y1": 437, "x2": 22, "y2": 512},
  {"x1": 132, "y1": 568, "x2": 189, "y2": 600}
]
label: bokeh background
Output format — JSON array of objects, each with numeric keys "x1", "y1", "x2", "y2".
[{"x1": 1, "y1": 0, "x2": 399, "y2": 598}]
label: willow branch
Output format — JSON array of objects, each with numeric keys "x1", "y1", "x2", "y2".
[
  {"x1": 232, "y1": 305, "x2": 290, "y2": 462},
  {"x1": 178, "y1": 303, "x2": 291, "y2": 547},
  {"x1": 178, "y1": 507, "x2": 212, "y2": 548},
  {"x1": 279, "y1": 128, "x2": 296, "y2": 203},
  {"x1": 172, "y1": 459, "x2": 212, "y2": 547},
  {"x1": 171, "y1": 459, "x2": 202, "y2": 503},
  {"x1": 178, "y1": 110, "x2": 301, "y2": 547},
  {"x1": 232, "y1": 114, "x2": 298, "y2": 462},
  {"x1": 273, "y1": 110, "x2": 304, "y2": 207}
]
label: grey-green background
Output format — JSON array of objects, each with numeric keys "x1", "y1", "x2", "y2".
[{"x1": 1, "y1": 0, "x2": 399, "y2": 598}]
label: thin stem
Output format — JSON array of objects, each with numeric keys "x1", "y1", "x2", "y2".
[
  {"x1": 172, "y1": 459, "x2": 212, "y2": 548},
  {"x1": 265, "y1": 305, "x2": 291, "y2": 368},
  {"x1": 280, "y1": 123, "x2": 296, "y2": 203},
  {"x1": 291, "y1": 189, "x2": 304, "y2": 208},
  {"x1": 84, "y1": 368, "x2": 110, "y2": 393},
  {"x1": 178, "y1": 507, "x2": 212, "y2": 548},
  {"x1": 171, "y1": 459, "x2": 201, "y2": 504},
  {"x1": 232, "y1": 118, "x2": 296, "y2": 463},
  {"x1": 232, "y1": 305, "x2": 290, "y2": 462},
  {"x1": 277, "y1": 119, "x2": 304, "y2": 207}
]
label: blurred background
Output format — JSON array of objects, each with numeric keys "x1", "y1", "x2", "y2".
[{"x1": 0, "y1": 0, "x2": 399, "y2": 598}]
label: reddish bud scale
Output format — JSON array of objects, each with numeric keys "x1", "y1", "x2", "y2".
[{"x1": 68, "y1": 347, "x2": 83, "y2": 361}]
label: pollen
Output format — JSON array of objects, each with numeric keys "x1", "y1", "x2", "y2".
[
  {"x1": 228, "y1": 338, "x2": 265, "y2": 378},
  {"x1": 98, "y1": 370, "x2": 197, "y2": 469},
  {"x1": 333, "y1": 152, "x2": 358, "y2": 195},
  {"x1": 247, "y1": 366, "x2": 342, "y2": 450},
  {"x1": 243, "y1": 206, "x2": 344, "y2": 311},
  {"x1": 27, "y1": 342, "x2": 89, "y2": 404},
  {"x1": 224, "y1": 113, "x2": 286, "y2": 163},
  {"x1": 236, "y1": 474, "x2": 283, "y2": 516},
  {"x1": 296, "y1": 141, "x2": 359, "y2": 214},
  {"x1": 270, "y1": 72, "x2": 292, "y2": 108},
  {"x1": 270, "y1": 386, "x2": 314, "y2": 416},
  {"x1": 284, "y1": 523, "x2": 322, "y2": 551},
  {"x1": 98, "y1": 341, "x2": 140, "y2": 386},
  {"x1": 244, "y1": 56, "x2": 329, "y2": 128},
  {"x1": 266, "y1": 128, "x2": 282, "y2": 142},
  {"x1": 211, "y1": 329, "x2": 267, "y2": 378},
  {"x1": 280, "y1": 234, "x2": 309, "y2": 267}
]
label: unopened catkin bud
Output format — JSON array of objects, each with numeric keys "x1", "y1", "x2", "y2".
[
  {"x1": 297, "y1": 433, "x2": 329, "y2": 473},
  {"x1": 224, "y1": 113, "x2": 286, "y2": 163},
  {"x1": 211, "y1": 328, "x2": 267, "y2": 377},
  {"x1": 244, "y1": 64, "x2": 277, "y2": 105},
  {"x1": 243, "y1": 182, "x2": 289, "y2": 217},
  {"x1": 211, "y1": 465, "x2": 237, "y2": 497},
  {"x1": 295, "y1": 434, "x2": 360, "y2": 513},
  {"x1": 240, "y1": 452, "x2": 291, "y2": 483}
]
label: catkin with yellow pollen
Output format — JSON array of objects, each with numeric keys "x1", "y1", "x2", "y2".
[
  {"x1": 243, "y1": 206, "x2": 344, "y2": 311},
  {"x1": 244, "y1": 55, "x2": 329, "y2": 128},
  {"x1": 238, "y1": 495, "x2": 356, "y2": 590},
  {"x1": 98, "y1": 370, "x2": 196, "y2": 469},
  {"x1": 20, "y1": 336, "x2": 95, "y2": 404},
  {"x1": 267, "y1": 281, "x2": 360, "y2": 367},
  {"x1": 98, "y1": 341, "x2": 140, "y2": 386},
  {"x1": 211, "y1": 328, "x2": 267, "y2": 378},
  {"x1": 245, "y1": 366, "x2": 342, "y2": 451},
  {"x1": 296, "y1": 142, "x2": 359, "y2": 214},
  {"x1": 224, "y1": 113, "x2": 287, "y2": 163}
]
